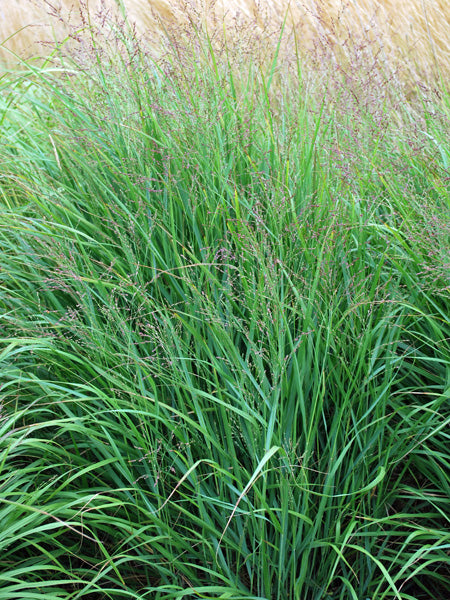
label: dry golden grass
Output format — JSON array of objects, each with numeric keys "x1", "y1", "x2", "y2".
[{"x1": 0, "y1": 1, "x2": 448, "y2": 82}]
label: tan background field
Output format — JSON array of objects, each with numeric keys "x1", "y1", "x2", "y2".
[{"x1": 1, "y1": 1, "x2": 449, "y2": 80}]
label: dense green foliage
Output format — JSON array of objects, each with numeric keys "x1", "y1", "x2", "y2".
[{"x1": 0, "y1": 31, "x2": 449, "y2": 599}]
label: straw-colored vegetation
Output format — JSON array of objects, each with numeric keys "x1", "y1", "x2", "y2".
[
  {"x1": 1, "y1": 0, "x2": 450, "y2": 81},
  {"x1": 0, "y1": 2, "x2": 449, "y2": 599}
]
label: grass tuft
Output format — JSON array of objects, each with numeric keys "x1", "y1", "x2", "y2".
[{"x1": 0, "y1": 10, "x2": 449, "y2": 599}]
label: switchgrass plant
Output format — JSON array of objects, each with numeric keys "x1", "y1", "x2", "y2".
[{"x1": 0, "y1": 19, "x2": 449, "y2": 600}]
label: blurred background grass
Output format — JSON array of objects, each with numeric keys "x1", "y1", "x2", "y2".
[{"x1": 1, "y1": 0, "x2": 450, "y2": 87}]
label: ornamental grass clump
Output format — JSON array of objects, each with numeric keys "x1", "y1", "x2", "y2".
[{"x1": 0, "y1": 8, "x2": 449, "y2": 600}]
